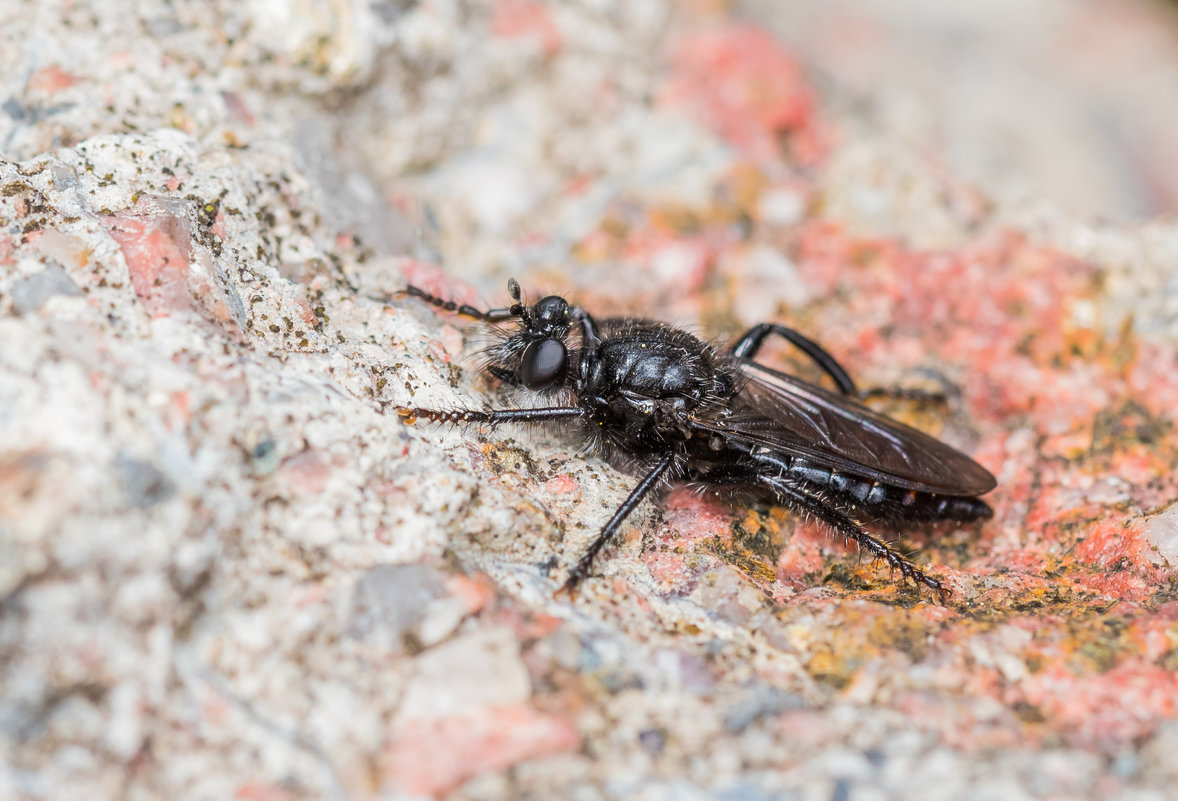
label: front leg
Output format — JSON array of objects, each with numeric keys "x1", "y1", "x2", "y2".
[{"x1": 396, "y1": 406, "x2": 584, "y2": 425}]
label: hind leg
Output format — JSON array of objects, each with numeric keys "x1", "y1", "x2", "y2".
[
  {"x1": 731, "y1": 323, "x2": 858, "y2": 395},
  {"x1": 760, "y1": 475, "x2": 948, "y2": 601}
]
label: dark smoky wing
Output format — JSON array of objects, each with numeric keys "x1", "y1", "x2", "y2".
[{"x1": 694, "y1": 359, "x2": 996, "y2": 495}]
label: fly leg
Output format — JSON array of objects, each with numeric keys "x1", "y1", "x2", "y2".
[
  {"x1": 858, "y1": 366, "x2": 959, "y2": 407},
  {"x1": 557, "y1": 451, "x2": 677, "y2": 598},
  {"x1": 398, "y1": 404, "x2": 672, "y2": 597},
  {"x1": 762, "y1": 475, "x2": 949, "y2": 602},
  {"x1": 396, "y1": 284, "x2": 519, "y2": 322},
  {"x1": 731, "y1": 323, "x2": 858, "y2": 395},
  {"x1": 734, "y1": 324, "x2": 960, "y2": 408},
  {"x1": 396, "y1": 406, "x2": 584, "y2": 425}
]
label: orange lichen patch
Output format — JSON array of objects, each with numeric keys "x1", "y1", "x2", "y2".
[
  {"x1": 776, "y1": 603, "x2": 948, "y2": 689},
  {"x1": 660, "y1": 494, "x2": 787, "y2": 589},
  {"x1": 718, "y1": 163, "x2": 772, "y2": 216},
  {"x1": 661, "y1": 24, "x2": 820, "y2": 166},
  {"x1": 772, "y1": 577, "x2": 1178, "y2": 744},
  {"x1": 491, "y1": 0, "x2": 562, "y2": 56},
  {"x1": 383, "y1": 704, "x2": 579, "y2": 797},
  {"x1": 806, "y1": 647, "x2": 856, "y2": 690},
  {"x1": 571, "y1": 226, "x2": 616, "y2": 264}
]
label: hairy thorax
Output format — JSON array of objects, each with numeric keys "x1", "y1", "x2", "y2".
[{"x1": 579, "y1": 320, "x2": 735, "y2": 445}]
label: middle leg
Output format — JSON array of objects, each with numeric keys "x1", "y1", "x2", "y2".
[
  {"x1": 558, "y1": 451, "x2": 677, "y2": 597},
  {"x1": 759, "y1": 473, "x2": 948, "y2": 600}
]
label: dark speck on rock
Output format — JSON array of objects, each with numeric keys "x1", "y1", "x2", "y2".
[
  {"x1": 863, "y1": 748, "x2": 885, "y2": 768},
  {"x1": 250, "y1": 439, "x2": 279, "y2": 475},
  {"x1": 637, "y1": 728, "x2": 666, "y2": 756},
  {"x1": 117, "y1": 455, "x2": 175, "y2": 508},
  {"x1": 2, "y1": 97, "x2": 28, "y2": 121}
]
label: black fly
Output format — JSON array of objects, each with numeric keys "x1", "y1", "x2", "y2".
[{"x1": 396, "y1": 279, "x2": 995, "y2": 600}]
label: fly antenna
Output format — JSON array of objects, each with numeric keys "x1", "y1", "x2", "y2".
[{"x1": 507, "y1": 277, "x2": 532, "y2": 327}]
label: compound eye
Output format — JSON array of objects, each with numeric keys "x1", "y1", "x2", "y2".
[{"x1": 519, "y1": 338, "x2": 566, "y2": 389}]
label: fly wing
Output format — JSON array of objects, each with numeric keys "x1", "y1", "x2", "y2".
[{"x1": 693, "y1": 359, "x2": 996, "y2": 495}]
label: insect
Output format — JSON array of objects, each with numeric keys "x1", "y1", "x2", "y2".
[{"x1": 396, "y1": 279, "x2": 995, "y2": 600}]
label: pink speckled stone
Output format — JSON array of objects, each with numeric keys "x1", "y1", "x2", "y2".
[
  {"x1": 662, "y1": 24, "x2": 821, "y2": 166},
  {"x1": 383, "y1": 704, "x2": 580, "y2": 796}
]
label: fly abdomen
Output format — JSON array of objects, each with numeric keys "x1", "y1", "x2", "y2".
[
  {"x1": 776, "y1": 456, "x2": 830, "y2": 487},
  {"x1": 922, "y1": 494, "x2": 993, "y2": 522},
  {"x1": 850, "y1": 484, "x2": 993, "y2": 523},
  {"x1": 830, "y1": 472, "x2": 887, "y2": 503},
  {"x1": 751, "y1": 450, "x2": 992, "y2": 522}
]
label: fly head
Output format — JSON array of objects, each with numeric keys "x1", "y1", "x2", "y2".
[{"x1": 489, "y1": 279, "x2": 574, "y2": 392}]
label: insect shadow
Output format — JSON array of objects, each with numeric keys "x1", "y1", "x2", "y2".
[{"x1": 396, "y1": 279, "x2": 995, "y2": 602}]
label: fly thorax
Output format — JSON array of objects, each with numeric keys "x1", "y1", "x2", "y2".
[{"x1": 600, "y1": 343, "x2": 704, "y2": 401}]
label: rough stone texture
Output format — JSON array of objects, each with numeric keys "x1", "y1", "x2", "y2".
[{"x1": 3, "y1": 1, "x2": 1178, "y2": 800}]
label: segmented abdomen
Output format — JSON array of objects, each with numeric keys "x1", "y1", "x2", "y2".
[{"x1": 750, "y1": 451, "x2": 992, "y2": 523}]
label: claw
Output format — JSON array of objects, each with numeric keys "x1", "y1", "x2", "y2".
[{"x1": 553, "y1": 577, "x2": 579, "y2": 602}]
